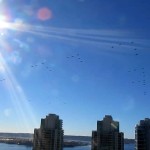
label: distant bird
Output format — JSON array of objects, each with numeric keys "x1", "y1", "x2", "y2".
[
  {"x1": 66, "y1": 53, "x2": 84, "y2": 63},
  {"x1": 135, "y1": 53, "x2": 139, "y2": 56},
  {"x1": 111, "y1": 46, "x2": 114, "y2": 48},
  {"x1": 0, "y1": 79, "x2": 5, "y2": 81},
  {"x1": 134, "y1": 48, "x2": 137, "y2": 50}
]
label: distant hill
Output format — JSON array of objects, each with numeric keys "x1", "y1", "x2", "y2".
[
  {"x1": 0, "y1": 133, "x2": 134, "y2": 144},
  {"x1": 64, "y1": 136, "x2": 134, "y2": 144},
  {"x1": 0, "y1": 133, "x2": 33, "y2": 139},
  {"x1": 64, "y1": 135, "x2": 91, "y2": 142},
  {"x1": 124, "y1": 138, "x2": 135, "y2": 144}
]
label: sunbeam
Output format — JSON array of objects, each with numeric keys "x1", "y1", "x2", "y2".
[
  {"x1": 1, "y1": 21, "x2": 148, "y2": 51},
  {"x1": 0, "y1": 53, "x2": 38, "y2": 132}
]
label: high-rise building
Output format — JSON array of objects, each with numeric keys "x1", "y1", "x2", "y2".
[
  {"x1": 135, "y1": 118, "x2": 150, "y2": 150},
  {"x1": 33, "y1": 114, "x2": 64, "y2": 150},
  {"x1": 92, "y1": 115, "x2": 124, "y2": 150}
]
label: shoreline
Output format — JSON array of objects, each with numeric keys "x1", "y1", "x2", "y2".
[{"x1": 0, "y1": 138, "x2": 90, "y2": 148}]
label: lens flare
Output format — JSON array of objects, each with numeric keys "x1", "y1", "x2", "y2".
[{"x1": 37, "y1": 7, "x2": 52, "y2": 21}]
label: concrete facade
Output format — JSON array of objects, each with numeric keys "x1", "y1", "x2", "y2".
[
  {"x1": 135, "y1": 118, "x2": 150, "y2": 150},
  {"x1": 33, "y1": 114, "x2": 63, "y2": 150},
  {"x1": 92, "y1": 115, "x2": 124, "y2": 150}
]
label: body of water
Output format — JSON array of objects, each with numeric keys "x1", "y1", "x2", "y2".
[
  {"x1": 0, "y1": 143, "x2": 134, "y2": 150},
  {"x1": 0, "y1": 143, "x2": 32, "y2": 150}
]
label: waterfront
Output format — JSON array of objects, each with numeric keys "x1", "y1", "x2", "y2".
[
  {"x1": 0, "y1": 143, "x2": 31, "y2": 150},
  {"x1": 0, "y1": 143, "x2": 134, "y2": 150}
]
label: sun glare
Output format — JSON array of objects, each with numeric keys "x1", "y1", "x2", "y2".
[
  {"x1": 0, "y1": 15, "x2": 9, "y2": 29},
  {"x1": 0, "y1": 21, "x2": 9, "y2": 29}
]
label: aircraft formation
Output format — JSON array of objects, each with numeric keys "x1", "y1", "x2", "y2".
[
  {"x1": 0, "y1": 78, "x2": 5, "y2": 82},
  {"x1": 127, "y1": 42, "x2": 147, "y2": 96},
  {"x1": 66, "y1": 53, "x2": 84, "y2": 63},
  {"x1": 30, "y1": 52, "x2": 84, "y2": 72},
  {"x1": 31, "y1": 61, "x2": 53, "y2": 72},
  {"x1": 110, "y1": 41, "x2": 147, "y2": 96},
  {"x1": 0, "y1": 43, "x2": 148, "y2": 97}
]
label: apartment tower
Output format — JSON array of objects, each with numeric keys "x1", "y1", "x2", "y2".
[
  {"x1": 92, "y1": 115, "x2": 124, "y2": 150},
  {"x1": 135, "y1": 118, "x2": 150, "y2": 150},
  {"x1": 33, "y1": 114, "x2": 63, "y2": 150}
]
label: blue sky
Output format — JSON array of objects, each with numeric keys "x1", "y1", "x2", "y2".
[{"x1": 0, "y1": 0, "x2": 150, "y2": 138}]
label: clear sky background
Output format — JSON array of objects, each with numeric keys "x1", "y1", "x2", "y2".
[{"x1": 0, "y1": 0, "x2": 150, "y2": 139}]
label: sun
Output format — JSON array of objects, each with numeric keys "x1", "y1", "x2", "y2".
[
  {"x1": 0, "y1": 21, "x2": 9, "y2": 29},
  {"x1": 0, "y1": 15, "x2": 9, "y2": 29}
]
